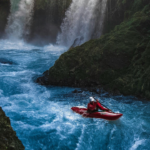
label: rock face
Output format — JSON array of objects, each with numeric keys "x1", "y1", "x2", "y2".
[
  {"x1": 103, "y1": 0, "x2": 150, "y2": 33},
  {"x1": 37, "y1": 1, "x2": 150, "y2": 99},
  {"x1": 0, "y1": 107, "x2": 24, "y2": 150},
  {"x1": 0, "y1": 0, "x2": 10, "y2": 38},
  {"x1": 29, "y1": 0, "x2": 72, "y2": 45}
]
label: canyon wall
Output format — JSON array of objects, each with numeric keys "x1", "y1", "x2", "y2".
[
  {"x1": 0, "y1": 0, "x2": 10, "y2": 38},
  {"x1": 38, "y1": 0, "x2": 150, "y2": 99},
  {"x1": 0, "y1": 107, "x2": 24, "y2": 150},
  {"x1": 29, "y1": 0, "x2": 72, "y2": 45}
]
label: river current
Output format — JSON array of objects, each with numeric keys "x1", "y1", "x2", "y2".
[{"x1": 0, "y1": 40, "x2": 150, "y2": 150}]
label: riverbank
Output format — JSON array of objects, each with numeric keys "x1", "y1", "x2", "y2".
[
  {"x1": 37, "y1": 4, "x2": 150, "y2": 99},
  {"x1": 0, "y1": 107, "x2": 24, "y2": 150}
]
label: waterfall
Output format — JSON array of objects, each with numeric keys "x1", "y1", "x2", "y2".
[
  {"x1": 57, "y1": 0, "x2": 108, "y2": 47},
  {"x1": 5, "y1": 0, "x2": 34, "y2": 40}
]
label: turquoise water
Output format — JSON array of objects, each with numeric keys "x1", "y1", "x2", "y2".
[{"x1": 0, "y1": 40, "x2": 150, "y2": 150}]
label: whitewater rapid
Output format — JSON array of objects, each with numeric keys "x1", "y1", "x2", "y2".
[{"x1": 0, "y1": 40, "x2": 150, "y2": 150}]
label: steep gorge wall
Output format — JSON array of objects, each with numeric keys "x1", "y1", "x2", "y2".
[
  {"x1": 0, "y1": 0, "x2": 10, "y2": 38},
  {"x1": 104, "y1": 0, "x2": 150, "y2": 33},
  {"x1": 0, "y1": 107, "x2": 24, "y2": 150},
  {"x1": 37, "y1": 0, "x2": 150, "y2": 99},
  {"x1": 29, "y1": 0, "x2": 72, "y2": 45}
]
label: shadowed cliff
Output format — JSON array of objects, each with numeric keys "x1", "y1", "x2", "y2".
[
  {"x1": 37, "y1": 1, "x2": 150, "y2": 99},
  {"x1": 104, "y1": 0, "x2": 150, "y2": 33},
  {"x1": 29, "y1": 0, "x2": 72, "y2": 45},
  {"x1": 0, "y1": 0, "x2": 10, "y2": 38},
  {"x1": 0, "y1": 107, "x2": 24, "y2": 150}
]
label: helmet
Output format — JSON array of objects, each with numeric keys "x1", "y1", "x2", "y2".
[{"x1": 89, "y1": 97, "x2": 95, "y2": 102}]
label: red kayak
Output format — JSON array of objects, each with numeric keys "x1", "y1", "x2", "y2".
[{"x1": 71, "y1": 106, "x2": 123, "y2": 120}]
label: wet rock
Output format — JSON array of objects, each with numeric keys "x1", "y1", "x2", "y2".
[
  {"x1": 0, "y1": 0, "x2": 10, "y2": 38},
  {"x1": 36, "y1": 76, "x2": 49, "y2": 85},
  {"x1": 71, "y1": 36, "x2": 84, "y2": 48},
  {"x1": 0, "y1": 107, "x2": 24, "y2": 150},
  {"x1": 72, "y1": 89, "x2": 83, "y2": 93},
  {"x1": 36, "y1": 70, "x2": 50, "y2": 85}
]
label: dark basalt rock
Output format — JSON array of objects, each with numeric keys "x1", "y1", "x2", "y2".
[
  {"x1": 36, "y1": 70, "x2": 50, "y2": 85},
  {"x1": 72, "y1": 89, "x2": 83, "y2": 93},
  {"x1": 0, "y1": 0, "x2": 10, "y2": 38},
  {"x1": 36, "y1": 76, "x2": 49, "y2": 85},
  {"x1": 0, "y1": 107, "x2": 24, "y2": 150}
]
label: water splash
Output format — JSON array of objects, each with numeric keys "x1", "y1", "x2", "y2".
[
  {"x1": 0, "y1": 40, "x2": 37, "y2": 50},
  {"x1": 57, "y1": 0, "x2": 107, "y2": 47},
  {"x1": 0, "y1": 42, "x2": 150, "y2": 149},
  {"x1": 130, "y1": 139, "x2": 145, "y2": 150},
  {"x1": 5, "y1": 0, "x2": 34, "y2": 40}
]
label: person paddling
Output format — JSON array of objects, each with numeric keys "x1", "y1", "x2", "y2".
[{"x1": 87, "y1": 97, "x2": 111, "y2": 113}]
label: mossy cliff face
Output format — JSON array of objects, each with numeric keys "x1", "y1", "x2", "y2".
[
  {"x1": 104, "y1": 0, "x2": 150, "y2": 33},
  {"x1": 0, "y1": 0, "x2": 10, "y2": 38},
  {"x1": 0, "y1": 107, "x2": 24, "y2": 150},
  {"x1": 37, "y1": 2, "x2": 150, "y2": 99},
  {"x1": 29, "y1": 0, "x2": 72, "y2": 45}
]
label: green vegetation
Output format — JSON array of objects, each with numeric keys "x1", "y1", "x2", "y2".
[
  {"x1": 0, "y1": 107, "x2": 24, "y2": 150},
  {"x1": 45, "y1": 2, "x2": 150, "y2": 99},
  {"x1": 104, "y1": 0, "x2": 150, "y2": 33}
]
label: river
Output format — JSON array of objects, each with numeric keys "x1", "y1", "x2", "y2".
[{"x1": 0, "y1": 40, "x2": 150, "y2": 150}]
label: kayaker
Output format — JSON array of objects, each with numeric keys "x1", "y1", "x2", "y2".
[{"x1": 87, "y1": 97, "x2": 111, "y2": 113}]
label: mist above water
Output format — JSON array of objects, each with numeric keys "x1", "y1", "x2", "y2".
[
  {"x1": 57, "y1": 0, "x2": 107, "y2": 47},
  {"x1": 5, "y1": 0, "x2": 34, "y2": 40},
  {"x1": 4, "y1": 0, "x2": 107, "y2": 47}
]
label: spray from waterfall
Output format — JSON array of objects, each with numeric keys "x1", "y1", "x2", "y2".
[
  {"x1": 5, "y1": 0, "x2": 34, "y2": 40},
  {"x1": 57, "y1": 0, "x2": 107, "y2": 47}
]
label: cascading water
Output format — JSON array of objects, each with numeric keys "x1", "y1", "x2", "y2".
[
  {"x1": 57, "y1": 0, "x2": 107, "y2": 47},
  {"x1": 5, "y1": 0, "x2": 34, "y2": 40}
]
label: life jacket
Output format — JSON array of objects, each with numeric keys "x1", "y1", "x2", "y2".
[
  {"x1": 87, "y1": 102, "x2": 98, "y2": 112},
  {"x1": 87, "y1": 102, "x2": 109, "y2": 112}
]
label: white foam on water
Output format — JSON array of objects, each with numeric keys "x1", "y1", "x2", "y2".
[
  {"x1": 43, "y1": 44, "x2": 67, "y2": 52},
  {"x1": 0, "y1": 89, "x2": 3, "y2": 96},
  {"x1": 0, "y1": 40, "x2": 38, "y2": 50},
  {"x1": 0, "y1": 70, "x2": 34, "y2": 77},
  {"x1": 75, "y1": 125, "x2": 85, "y2": 150},
  {"x1": 130, "y1": 139, "x2": 145, "y2": 150},
  {"x1": 1, "y1": 40, "x2": 150, "y2": 150}
]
